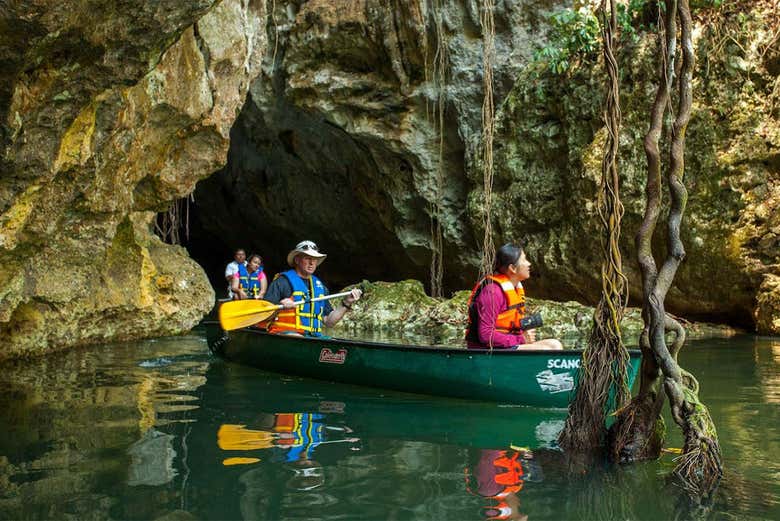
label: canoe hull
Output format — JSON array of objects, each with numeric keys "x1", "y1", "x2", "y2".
[{"x1": 205, "y1": 322, "x2": 641, "y2": 408}]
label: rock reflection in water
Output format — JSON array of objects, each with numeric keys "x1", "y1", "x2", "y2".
[
  {"x1": 127, "y1": 429, "x2": 177, "y2": 486},
  {"x1": 0, "y1": 335, "x2": 209, "y2": 520}
]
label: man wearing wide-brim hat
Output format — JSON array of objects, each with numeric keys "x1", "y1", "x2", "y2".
[{"x1": 264, "y1": 240, "x2": 362, "y2": 336}]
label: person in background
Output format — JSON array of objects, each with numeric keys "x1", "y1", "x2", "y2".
[
  {"x1": 225, "y1": 249, "x2": 246, "y2": 299},
  {"x1": 232, "y1": 254, "x2": 267, "y2": 300},
  {"x1": 466, "y1": 243, "x2": 563, "y2": 350},
  {"x1": 264, "y1": 240, "x2": 362, "y2": 336}
]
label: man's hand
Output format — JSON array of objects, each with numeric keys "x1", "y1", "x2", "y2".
[
  {"x1": 280, "y1": 297, "x2": 296, "y2": 309},
  {"x1": 343, "y1": 288, "x2": 363, "y2": 307}
]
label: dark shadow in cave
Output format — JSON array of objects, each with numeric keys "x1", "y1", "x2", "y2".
[{"x1": 170, "y1": 93, "x2": 454, "y2": 298}]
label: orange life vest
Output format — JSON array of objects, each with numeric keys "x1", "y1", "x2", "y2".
[
  {"x1": 491, "y1": 451, "x2": 525, "y2": 496},
  {"x1": 273, "y1": 413, "x2": 298, "y2": 433},
  {"x1": 465, "y1": 449, "x2": 527, "y2": 518},
  {"x1": 465, "y1": 273, "x2": 526, "y2": 343},
  {"x1": 475, "y1": 452, "x2": 526, "y2": 520}
]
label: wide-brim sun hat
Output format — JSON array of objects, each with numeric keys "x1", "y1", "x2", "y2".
[{"x1": 286, "y1": 240, "x2": 327, "y2": 267}]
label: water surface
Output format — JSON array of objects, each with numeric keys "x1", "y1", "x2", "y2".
[{"x1": 0, "y1": 332, "x2": 777, "y2": 520}]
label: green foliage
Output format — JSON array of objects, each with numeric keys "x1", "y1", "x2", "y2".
[
  {"x1": 617, "y1": 0, "x2": 655, "y2": 43},
  {"x1": 531, "y1": 1, "x2": 654, "y2": 75},
  {"x1": 533, "y1": 7, "x2": 600, "y2": 75},
  {"x1": 531, "y1": 0, "x2": 730, "y2": 75}
]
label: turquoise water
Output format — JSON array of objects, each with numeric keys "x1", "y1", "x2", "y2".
[{"x1": 0, "y1": 332, "x2": 778, "y2": 520}]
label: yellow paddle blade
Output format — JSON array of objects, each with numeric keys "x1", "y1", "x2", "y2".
[
  {"x1": 222, "y1": 457, "x2": 261, "y2": 466},
  {"x1": 217, "y1": 424, "x2": 275, "y2": 450},
  {"x1": 218, "y1": 299, "x2": 280, "y2": 331}
]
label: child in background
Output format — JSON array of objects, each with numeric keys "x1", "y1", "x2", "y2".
[{"x1": 232, "y1": 254, "x2": 267, "y2": 300}]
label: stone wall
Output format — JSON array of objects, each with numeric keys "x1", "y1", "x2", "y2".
[
  {"x1": 486, "y1": 2, "x2": 779, "y2": 328},
  {"x1": 195, "y1": 1, "x2": 777, "y2": 332},
  {"x1": 1, "y1": 0, "x2": 777, "y2": 359},
  {"x1": 0, "y1": 0, "x2": 266, "y2": 358}
]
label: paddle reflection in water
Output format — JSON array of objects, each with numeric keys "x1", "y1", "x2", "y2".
[
  {"x1": 1, "y1": 333, "x2": 777, "y2": 519},
  {"x1": 217, "y1": 413, "x2": 360, "y2": 479}
]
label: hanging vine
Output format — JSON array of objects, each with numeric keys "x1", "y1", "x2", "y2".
[
  {"x1": 155, "y1": 193, "x2": 194, "y2": 245},
  {"x1": 427, "y1": 0, "x2": 447, "y2": 298},
  {"x1": 607, "y1": 0, "x2": 722, "y2": 499},
  {"x1": 559, "y1": 0, "x2": 631, "y2": 454},
  {"x1": 270, "y1": 0, "x2": 279, "y2": 66},
  {"x1": 479, "y1": 0, "x2": 497, "y2": 279}
]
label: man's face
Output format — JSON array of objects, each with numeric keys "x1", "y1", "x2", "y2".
[
  {"x1": 294, "y1": 255, "x2": 319, "y2": 277},
  {"x1": 235, "y1": 250, "x2": 246, "y2": 263}
]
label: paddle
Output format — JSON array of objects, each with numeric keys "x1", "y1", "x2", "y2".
[{"x1": 218, "y1": 290, "x2": 355, "y2": 331}]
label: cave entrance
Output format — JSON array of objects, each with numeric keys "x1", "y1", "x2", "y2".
[{"x1": 152, "y1": 95, "x2": 447, "y2": 299}]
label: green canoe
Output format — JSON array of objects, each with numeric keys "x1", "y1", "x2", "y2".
[{"x1": 204, "y1": 321, "x2": 642, "y2": 409}]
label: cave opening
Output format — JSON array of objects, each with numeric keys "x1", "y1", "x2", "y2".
[{"x1": 153, "y1": 94, "x2": 462, "y2": 300}]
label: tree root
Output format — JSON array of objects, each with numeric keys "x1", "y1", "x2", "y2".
[
  {"x1": 672, "y1": 385, "x2": 723, "y2": 497},
  {"x1": 607, "y1": 396, "x2": 665, "y2": 463}
]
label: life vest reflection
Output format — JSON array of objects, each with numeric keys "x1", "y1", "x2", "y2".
[
  {"x1": 465, "y1": 448, "x2": 540, "y2": 521},
  {"x1": 217, "y1": 412, "x2": 359, "y2": 490}
]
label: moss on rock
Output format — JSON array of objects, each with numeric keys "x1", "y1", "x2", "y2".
[
  {"x1": 756, "y1": 275, "x2": 780, "y2": 335},
  {"x1": 334, "y1": 280, "x2": 735, "y2": 347},
  {"x1": 481, "y1": 2, "x2": 779, "y2": 330}
]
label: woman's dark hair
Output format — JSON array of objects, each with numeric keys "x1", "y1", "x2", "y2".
[
  {"x1": 494, "y1": 243, "x2": 524, "y2": 274},
  {"x1": 248, "y1": 254, "x2": 263, "y2": 265}
]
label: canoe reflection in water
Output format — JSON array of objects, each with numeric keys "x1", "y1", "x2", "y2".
[
  {"x1": 191, "y1": 362, "x2": 564, "y2": 519},
  {"x1": 466, "y1": 447, "x2": 541, "y2": 521},
  {"x1": 217, "y1": 412, "x2": 360, "y2": 490}
]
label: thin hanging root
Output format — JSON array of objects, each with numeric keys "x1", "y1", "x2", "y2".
[
  {"x1": 426, "y1": 0, "x2": 447, "y2": 297},
  {"x1": 558, "y1": 0, "x2": 630, "y2": 455},
  {"x1": 673, "y1": 438, "x2": 723, "y2": 496},
  {"x1": 155, "y1": 195, "x2": 192, "y2": 245},
  {"x1": 479, "y1": 0, "x2": 496, "y2": 278}
]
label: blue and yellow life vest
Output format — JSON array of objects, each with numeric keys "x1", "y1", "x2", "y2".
[
  {"x1": 237, "y1": 263, "x2": 263, "y2": 298},
  {"x1": 273, "y1": 413, "x2": 325, "y2": 462},
  {"x1": 268, "y1": 270, "x2": 327, "y2": 336}
]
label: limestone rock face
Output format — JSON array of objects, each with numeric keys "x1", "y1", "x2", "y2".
[
  {"x1": 1, "y1": 0, "x2": 777, "y2": 360},
  {"x1": 757, "y1": 275, "x2": 780, "y2": 335},
  {"x1": 335, "y1": 280, "x2": 737, "y2": 347},
  {"x1": 194, "y1": 1, "x2": 777, "y2": 331},
  {"x1": 487, "y1": 5, "x2": 779, "y2": 328},
  {"x1": 193, "y1": 0, "x2": 547, "y2": 289},
  {"x1": 0, "y1": 0, "x2": 266, "y2": 358}
]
